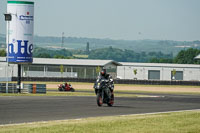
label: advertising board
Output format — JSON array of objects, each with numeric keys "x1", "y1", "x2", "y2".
[{"x1": 7, "y1": 1, "x2": 34, "y2": 63}]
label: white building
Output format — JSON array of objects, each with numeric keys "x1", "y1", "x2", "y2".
[
  {"x1": 1, "y1": 57, "x2": 200, "y2": 81},
  {"x1": 117, "y1": 62, "x2": 200, "y2": 81},
  {"x1": 0, "y1": 57, "x2": 120, "y2": 80}
]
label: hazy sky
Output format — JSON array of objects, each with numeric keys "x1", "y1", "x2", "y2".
[{"x1": 0, "y1": 0, "x2": 200, "y2": 41}]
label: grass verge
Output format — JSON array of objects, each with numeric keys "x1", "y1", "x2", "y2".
[
  {"x1": 73, "y1": 54, "x2": 89, "y2": 58},
  {"x1": 0, "y1": 111, "x2": 200, "y2": 133}
]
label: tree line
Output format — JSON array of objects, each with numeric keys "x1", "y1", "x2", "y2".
[
  {"x1": 88, "y1": 46, "x2": 173, "y2": 62},
  {"x1": 0, "y1": 47, "x2": 200, "y2": 64}
]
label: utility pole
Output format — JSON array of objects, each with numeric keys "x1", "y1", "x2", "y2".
[
  {"x1": 61, "y1": 32, "x2": 64, "y2": 49},
  {"x1": 86, "y1": 42, "x2": 89, "y2": 54},
  {"x1": 4, "y1": 13, "x2": 12, "y2": 93},
  {"x1": 17, "y1": 64, "x2": 21, "y2": 93}
]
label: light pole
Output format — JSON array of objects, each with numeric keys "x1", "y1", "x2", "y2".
[{"x1": 4, "y1": 13, "x2": 12, "y2": 93}]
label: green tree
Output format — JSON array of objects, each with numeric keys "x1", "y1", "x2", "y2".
[
  {"x1": 60, "y1": 65, "x2": 64, "y2": 76},
  {"x1": 33, "y1": 47, "x2": 73, "y2": 59},
  {"x1": 88, "y1": 47, "x2": 173, "y2": 62},
  {"x1": 35, "y1": 53, "x2": 51, "y2": 58},
  {"x1": 133, "y1": 69, "x2": 137, "y2": 75},
  {"x1": 54, "y1": 55, "x2": 65, "y2": 59},
  {"x1": 133, "y1": 69, "x2": 137, "y2": 79},
  {"x1": 174, "y1": 48, "x2": 200, "y2": 64},
  {"x1": 0, "y1": 49, "x2": 6, "y2": 57},
  {"x1": 172, "y1": 69, "x2": 176, "y2": 80},
  {"x1": 96, "y1": 66, "x2": 101, "y2": 75}
]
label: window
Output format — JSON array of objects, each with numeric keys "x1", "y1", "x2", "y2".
[
  {"x1": 73, "y1": 67, "x2": 85, "y2": 78},
  {"x1": 86, "y1": 67, "x2": 95, "y2": 78},
  {"x1": 47, "y1": 66, "x2": 60, "y2": 72},
  {"x1": 171, "y1": 71, "x2": 183, "y2": 80},
  {"x1": 29, "y1": 65, "x2": 44, "y2": 71},
  {"x1": 148, "y1": 70, "x2": 160, "y2": 80}
]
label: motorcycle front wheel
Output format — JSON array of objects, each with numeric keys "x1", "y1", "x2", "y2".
[
  {"x1": 107, "y1": 93, "x2": 114, "y2": 107},
  {"x1": 97, "y1": 93, "x2": 103, "y2": 107},
  {"x1": 70, "y1": 88, "x2": 75, "y2": 92},
  {"x1": 58, "y1": 87, "x2": 63, "y2": 91}
]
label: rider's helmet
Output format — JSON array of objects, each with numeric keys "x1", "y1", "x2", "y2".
[{"x1": 100, "y1": 69, "x2": 106, "y2": 76}]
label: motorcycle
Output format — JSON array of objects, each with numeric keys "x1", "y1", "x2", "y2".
[
  {"x1": 58, "y1": 82, "x2": 75, "y2": 92},
  {"x1": 94, "y1": 78, "x2": 114, "y2": 107}
]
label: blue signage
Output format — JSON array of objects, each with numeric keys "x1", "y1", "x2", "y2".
[
  {"x1": 8, "y1": 40, "x2": 33, "y2": 63},
  {"x1": 19, "y1": 15, "x2": 33, "y2": 21},
  {"x1": 19, "y1": 15, "x2": 33, "y2": 24}
]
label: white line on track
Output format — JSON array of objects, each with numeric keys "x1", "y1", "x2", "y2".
[{"x1": 118, "y1": 109, "x2": 200, "y2": 117}]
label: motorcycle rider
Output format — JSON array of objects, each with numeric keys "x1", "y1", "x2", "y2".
[
  {"x1": 94, "y1": 69, "x2": 114, "y2": 94},
  {"x1": 100, "y1": 69, "x2": 109, "y2": 80},
  {"x1": 62, "y1": 82, "x2": 66, "y2": 89}
]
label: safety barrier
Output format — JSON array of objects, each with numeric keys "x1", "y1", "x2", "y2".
[
  {"x1": 0, "y1": 83, "x2": 46, "y2": 94},
  {"x1": 12, "y1": 77, "x2": 200, "y2": 86},
  {"x1": 27, "y1": 84, "x2": 46, "y2": 94},
  {"x1": 0, "y1": 83, "x2": 18, "y2": 93}
]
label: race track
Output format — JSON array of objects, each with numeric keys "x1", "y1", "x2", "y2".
[{"x1": 0, "y1": 93, "x2": 200, "y2": 125}]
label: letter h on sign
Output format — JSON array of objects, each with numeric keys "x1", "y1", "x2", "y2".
[{"x1": 9, "y1": 40, "x2": 33, "y2": 56}]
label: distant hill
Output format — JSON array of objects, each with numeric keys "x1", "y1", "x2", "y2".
[
  {"x1": 34, "y1": 35, "x2": 200, "y2": 56},
  {"x1": 1, "y1": 34, "x2": 200, "y2": 56}
]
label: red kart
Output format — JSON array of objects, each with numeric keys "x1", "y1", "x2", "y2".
[{"x1": 58, "y1": 82, "x2": 75, "y2": 92}]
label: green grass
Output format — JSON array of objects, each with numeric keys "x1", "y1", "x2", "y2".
[
  {"x1": 0, "y1": 92, "x2": 93, "y2": 97},
  {"x1": 0, "y1": 111, "x2": 200, "y2": 133},
  {"x1": 0, "y1": 90, "x2": 147, "y2": 97},
  {"x1": 73, "y1": 54, "x2": 89, "y2": 58}
]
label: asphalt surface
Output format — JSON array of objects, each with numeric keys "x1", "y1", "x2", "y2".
[{"x1": 0, "y1": 93, "x2": 200, "y2": 125}]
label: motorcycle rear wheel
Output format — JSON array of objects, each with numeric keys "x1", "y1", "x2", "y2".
[{"x1": 97, "y1": 93, "x2": 103, "y2": 107}]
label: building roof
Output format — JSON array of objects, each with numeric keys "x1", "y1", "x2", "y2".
[
  {"x1": 0, "y1": 57, "x2": 121, "y2": 66},
  {"x1": 119, "y1": 62, "x2": 200, "y2": 68},
  {"x1": 33, "y1": 58, "x2": 121, "y2": 66},
  {"x1": 1, "y1": 57, "x2": 199, "y2": 68},
  {"x1": 195, "y1": 54, "x2": 200, "y2": 60}
]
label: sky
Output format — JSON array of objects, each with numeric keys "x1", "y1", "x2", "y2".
[{"x1": 0, "y1": 0, "x2": 200, "y2": 41}]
